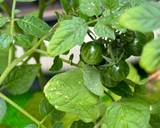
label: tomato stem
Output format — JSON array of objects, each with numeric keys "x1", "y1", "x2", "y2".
[
  {"x1": 34, "y1": 49, "x2": 80, "y2": 68},
  {"x1": 8, "y1": 0, "x2": 16, "y2": 65},
  {"x1": 87, "y1": 18, "x2": 99, "y2": 25}
]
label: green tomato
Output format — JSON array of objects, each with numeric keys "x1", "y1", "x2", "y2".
[
  {"x1": 126, "y1": 32, "x2": 152, "y2": 56},
  {"x1": 100, "y1": 68, "x2": 118, "y2": 88},
  {"x1": 108, "y1": 61, "x2": 129, "y2": 82},
  {"x1": 80, "y1": 41, "x2": 104, "y2": 65}
]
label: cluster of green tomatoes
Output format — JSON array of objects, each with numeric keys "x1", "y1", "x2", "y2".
[{"x1": 80, "y1": 30, "x2": 154, "y2": 88}]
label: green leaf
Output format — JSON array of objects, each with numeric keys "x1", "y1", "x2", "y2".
[
  {"x1": 0, "y1": 47, "x2": 8, "y2": 74},
  {"x1": 101, "y1": 0, "x2": 119, "y2": 10},
  {"x1": 71, "y1": 120, "x2": 94, "y2": 128},
  {"x1": 53, "y1": 122, "x2": 64, "y2": 128},
  {"x1": 4, "y1": 64, "x2": 40, "y2": 95},
  {"x1": 15, "y1": 34, "x2": 33, "y2": 49},
  {"x1": 119, "y1": 0, "x2": 148, "y2": 7},
  {"x1": 140, "y1": 39, "x2": 160, "y2": 72},
  {"x1": 0, "y1": 98, "x2": 7, "y2": 123},
  {"x1": 79, "y1": 0, "x2": 102, "y2": 17},
  {"x1": 94, "y1": 18, "x2": 115, "y2": 39},
  {"x1": 120, "y1": 2, "x2": 160, "y2": 32},
  {"x1": 101, "y1": 98, "x2": 150, "y2": 128},
  {"x1": 49, "y1": 56, "x2": 63, "y2": 72},
  {"x1": 16, "y1": 0, "x2": 36, "y2": 2},
  {"x1": 82, "y1": 65, "x2": 104, "y2": 96},
  {"x1": 0, "y1": 16, "x2": 8, "y2": 28},
  {"x1": 17, "y1": 16, "x2": 50, "y2": 38},
  {"x1": 109, "y1": 81, "x2": 133, "y2": 97},
  {"x1": 47, "y1": 17, "x2": 87, "y2": 57},
  {"x1": 127, "y1": 63, "x2": 140, "y2": 84},
  {"x1": 24, "y1": 124, "x2": 37, "y2": 128},
  {"x1": 44, "y1": 69, "x2": 100, "y2": 122},
  {"x1": 39, "y1": 98, "x2": 65, "y2": 122},
  {"x1": 0, "y1": 33, "x2": 13, "y2": 48},
  {"x1": 39, "y1": 98, "x2": 53, "y2": 116},
  {"x1": 60, "y1": 0, "x2": 72, "y2": 13}
]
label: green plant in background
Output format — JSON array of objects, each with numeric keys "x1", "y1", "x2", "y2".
[{"x1": 0, "y1": 0, "x2": 160, "y2": 128}]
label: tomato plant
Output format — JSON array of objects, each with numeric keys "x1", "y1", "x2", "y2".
[{"x1": 0, "y1": 0, "x2": 160, "y2": 128}]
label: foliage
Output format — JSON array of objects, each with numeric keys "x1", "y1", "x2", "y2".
[{"x1": 0, "y1": 0, "x2": 160, "y2": 128}]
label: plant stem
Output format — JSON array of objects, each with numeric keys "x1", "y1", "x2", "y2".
[
  {"x1": 8, "y1": 0, "x2": 16, "y2": 65},
  {"x1": 0, "y1": 92, "x2": 47, "y2": 128},
  {"x1": 39, "y1": 0, "x2": 46, "y2": 19},
  {"x1": 87, "y1": 18, "x2": 99, "y2": 25},
  {"x1": 0, "y1": 26, "x2": 56, "y2": 87},
  {"x1": 34, "y1": 49, "x2": 80, "y2": 67},
  {"x1": 61, "y1": 58, "x2": 80, "y2": 67}
]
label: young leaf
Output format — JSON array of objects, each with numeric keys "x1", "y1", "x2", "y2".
[
  {"x1": 140, "y1": 39, "x2": 160, "y2": 72},
  {"x1": 0, "y1": 33, "x2": 13, "y2": 48},
  {"x1": 0, "y1": 47, "x2": 8, "y2": 74},
  {"x1": 17, "y1": 16, "x2": 50, "y2": 38},
  {"x1": 15, "y1": 34, "x2": 33, "y2": 49},
  {"x1": 94, "y1": 18, "x2": 115, "y2": 40},
  {"x1": 4, "y1": 64, "x2": 40, "y2": 95},
  {"x1": 0, "y1": 98, "x2": 7, "y2": 123},
  {"x1": 79, "y1": 0, "x2": 102, "y2": 17},
  {"x1": 44, "y1": 69, "x2": 101, "y2": 122},
  {"x1": 0, "y1": 16, "x2": 8, "y2": 28},
  {"x1": 82, "y1": 65, "x2": 104, "y2": 96},
  {"x1": 120, "y1": 2, "x2": 160, "y2": 32},
  {"x1": 101, "y1": 98, "x2": 150, "y2": 128},
  {"x1": 49, "y1": 56, "x2": 63, "y2": 72},
  {"x1": 47, "y1": 17, "x2": 88, "y2": 57}
]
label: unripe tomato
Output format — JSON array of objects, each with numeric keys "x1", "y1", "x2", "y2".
[
  {"x1": 107, "y1": 61, "x2": 129, "y2": 82},
  {"x1": 126, "y1": 32, "x2": 154, "y2": 56},
  {"x1": 80, "y1": 41, "x2": 104, "y2": 65},
  {"x1": 100, "y1": 69, "x2": 118, "y2": 88}
]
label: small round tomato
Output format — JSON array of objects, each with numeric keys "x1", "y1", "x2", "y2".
[
  {"x1": 100, "y1": 69, "x2": 118, "y2": 88},
  {"x1": 108, "y1": 61, "x2": 129, "y2": 82},
  {"x1": 80, "y1": 41, "x2": 104, "y2": 65},
  {"x1": 126, "y1": 32, "x2": 149, "y2": 56}
]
